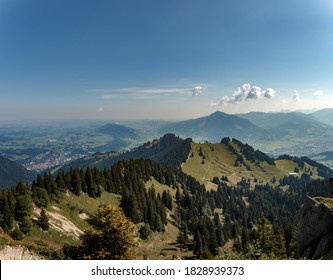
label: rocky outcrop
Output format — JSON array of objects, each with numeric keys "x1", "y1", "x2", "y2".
[
  {"x1": 0, "y1": 245, "x2": 42, "y2": 260},
  {"x1": 297, "y1": 196, "x2": 333, "y2": 259}
]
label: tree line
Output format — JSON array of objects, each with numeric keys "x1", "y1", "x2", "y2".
[{"x1": 0, "y1": 156, "x2": 330, "y2": 259}]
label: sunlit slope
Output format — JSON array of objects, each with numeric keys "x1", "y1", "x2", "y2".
[{"x1": 182, "y1": 140, "x2": 323, "y2": 189}]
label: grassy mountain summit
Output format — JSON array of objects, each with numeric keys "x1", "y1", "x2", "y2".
[
  {"x1": 59, "y1": 134, "x2": 329, "y2": 191},
  {"x1": 181, "y1": 137, "x2": 327, "y2": 190}
]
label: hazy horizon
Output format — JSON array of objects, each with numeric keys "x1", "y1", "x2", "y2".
[
  {"x1": 1, "y1": 1, "x2": 333, "y2": 121},
  {"x1": 0, "y1": 108, "x2": 331, "y2": 126}
]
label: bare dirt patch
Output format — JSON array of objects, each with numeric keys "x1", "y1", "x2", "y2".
[
  {"x1": 46, "y1": 211, "x2": 84, "y2": 240},
  {"x1": 34, "y1": 206, "x2": 84, "y2": 239}
]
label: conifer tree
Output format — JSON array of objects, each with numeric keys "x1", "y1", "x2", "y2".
[
  {"x1": 65, "y1": 205, "x2": 138, "y2": 260},
  {"x1": 71, "y1": 169, "x2": 82, "y2": 196},
  {"x1": 139, "y1": 223, "x2": 151, "y2": 240},
  {"x1": 272, "y1": 227, "x2": 287, "y2": 259},
  {"x1": 194, "y1": 231, "x2": 204, "y2": 259},
  {"x1": 162, "y1": 190, "x2": 173, "y2": 211},
  {"x1": 38, "y1": 208, "x2": 49, "y2": 231},
  {"x1": 32, "y1": 187, "x2": 49, "y2": 208},
  {"x1": 55, "y1": 169, "x2": 66, "y2": 192},
  {"x1": 14, "y1": 194, "x2": 32, "y2": 222},
  {"x1": 0, "y1": 191, "x2": 14, "y2": 231},
  {"x1": 20, "y1": 216, "x2": 32, "y2": 234},
  {"x1": 215, "y1": 219, "x2": 225, "y2": 247},
  {"x1": 15, "y1": 181, "x2": 25, "y2": 195},
  {"x1": 256, "y1": 214, "x2": 274, "y2": 255},
  {"x1": 44, "y1": 172, "x2": 56, "y2": 196}
]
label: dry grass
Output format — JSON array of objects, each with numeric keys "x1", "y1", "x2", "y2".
[{"x1": 135, "y1": 223, "x2": 195, "y2": 260}]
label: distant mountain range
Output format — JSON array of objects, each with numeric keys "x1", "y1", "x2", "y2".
[
  {"x1": 159, "y1": 111, "x2": 272, "y2": 143},
  {"x1": 237, "y1": 111, "x2": 332, "y2": 138},
  {"x1": 154, "y1": 109, "x2": 333, "y2": 167},
  {"x1": 51, "y1": 109, "x2": 333, "y2": 171},
  {"x1": 312, "y1": 108, "x2": 333, "y2": 126},
  {"x1": 0, "y1": 154, "x2": 36, "y2": 189},
  {"x1": 2, "y1": 109, "x2": 333, "y2": 179}
]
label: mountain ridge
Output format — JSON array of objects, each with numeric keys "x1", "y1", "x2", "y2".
[
  {"x1": 97, "y1": 123, "x2": 139, "y2": 139},
  {"x1": 1, "y1": 134, "x2": 332, "y2": 260},
  {"x1": 57, "y1": 133, "x2": 192, "y2": 171},
  {"x1": 0, "y1": 154, "x2": 36, "y2": 189},
  {"x1": 237, "y1": 111, "x2": 332, "y2": 138},
  {"x1": 312, "y1": 108, "x2": 333, "y2": 126},
  {"x1": 56, "y1": 133, "x2": 333, "y2": 191},
  {"x1": 158, "y1": 111, "x2": 272, "y2": 143}
]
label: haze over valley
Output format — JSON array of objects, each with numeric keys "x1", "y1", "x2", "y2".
[
  {"x1": 1, "y1": 0, "x2": 333, "y2": 261},
  {"x1": 1, "y1": 108, "x2": 333, "y2": 174}
]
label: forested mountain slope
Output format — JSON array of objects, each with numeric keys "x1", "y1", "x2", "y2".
[
  {"x1": 1, "y1": 137, "x2": 332, "y2": 260},
  {"x1": 57, "y1": 133, "x2": 192, "y2": 171}
]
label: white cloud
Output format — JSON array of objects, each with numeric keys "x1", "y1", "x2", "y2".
[
  {"x1": 230, "y1": 87, "x2": 245, "y2": 103},
  {"x1": 264, "y1": 88, "x2": 275, "y2": 98},
  {"x1": 242, "y1": 83, "x2": 251, "y2": 92},
  {"x1": 280, "y1": 90, "x2": 302, "y2": 105},
  {"x1": 192, "y1": 85, "x2": 208, "y2": 96},
  {"x1": 220, "y1": 96, "x2": 230, "y2": 106},
  {"x1": 246, "y1": 86, "x2": 262, "y2": 100},
  {"x1": 292, "y1": 90, "x2": 301, "y2": 103},
  {"x1": 91, "y1": 85, "x2": 208, "y2": 99},
  {"x1": 97, "y1": 107, "x2": 103, "y2": 112},
  {"x1": 313, "y1": 90, "x2": 324, "y2": 99},
  {"x1": 221, "y1": 83, "x2": 276, "y2": 105}
]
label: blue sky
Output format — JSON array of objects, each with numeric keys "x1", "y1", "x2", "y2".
[{"x1": 1, "y1": 0, "x2": 333, "y2": 120}]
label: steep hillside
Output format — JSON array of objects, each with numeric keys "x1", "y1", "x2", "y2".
[
  {"x1": 0, "y1": 158, "x2": 199, "y2": 260},
  {"x1": 1, "y1": 136, "x2": 333, "y2": 260},
  {"x1": 159, "y1": 111, "x2": 272, "y2": 143},
  {"x1": 58, "y1": 133, "x2": 192, "y2": 171},
  {"x1": 181, "y1": 137, "x2": 328, "y2": 189},
  {"x1": 61, "y1": 135, "x2": 330, "y2": 192},
  {"x1": 0, "y1": 154, "x2": 36, "y2": 189}
]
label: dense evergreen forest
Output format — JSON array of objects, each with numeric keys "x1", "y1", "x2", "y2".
[
  {"x1": 0, "y1": 155, "x2": 330, "y2": 259},
  {"x1": 60, "y1": 133, "x2": 193, "y2": 171}
]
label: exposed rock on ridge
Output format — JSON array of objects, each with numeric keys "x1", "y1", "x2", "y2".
[{"x1": 297, "y1": 196, "x2": 333, "y2": 259}]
